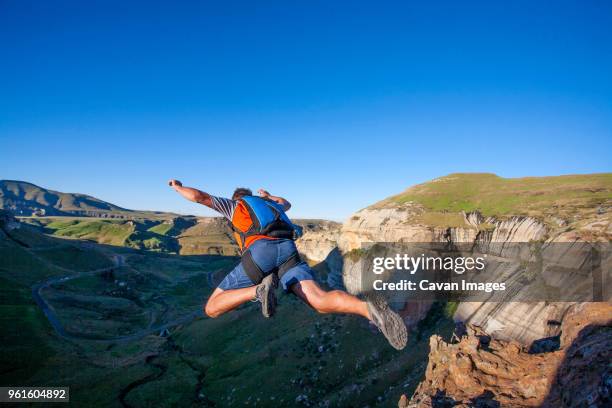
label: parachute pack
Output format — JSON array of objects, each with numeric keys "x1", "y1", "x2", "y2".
[{"x1": 230, "y1": 195, "x2": 303, "y2": 251}]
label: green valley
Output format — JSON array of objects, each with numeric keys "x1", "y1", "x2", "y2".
[{"x1": 0, "y1": 209, "x2": 450, "y2": 407}]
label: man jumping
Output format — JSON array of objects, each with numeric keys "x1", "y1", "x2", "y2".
[{"x1": 168, "y1": 180, "x2": 408, "y2": 350}]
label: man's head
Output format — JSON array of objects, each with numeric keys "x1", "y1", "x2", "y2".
[{"x1": 232, "y1": 187, "x2": 253, "y2": 200}]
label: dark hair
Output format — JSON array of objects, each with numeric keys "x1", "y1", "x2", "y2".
[{"x1": 232, "y1": 187, "x2": 252, "y2": 200}]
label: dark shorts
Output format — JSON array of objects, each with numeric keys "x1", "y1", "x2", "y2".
[{"x1": 218, "y1": 238, "x2": 315, "y2": 292}]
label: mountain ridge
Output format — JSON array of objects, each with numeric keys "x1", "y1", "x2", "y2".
[{"x1": 0, "y1": 180, "x2": 176, "y2": 218}]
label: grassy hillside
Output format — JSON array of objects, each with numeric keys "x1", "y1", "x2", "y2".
[
  {"x1": 22, "y1": 217, "x2": 189, "y2": 253},
  {"x1": 22, "y1": 216, "x2": 333, "y2": 257},
  {"x1": 44, "y1": 218, "x2": 135, "y2": 245},
  {"x1": 0, "y1": 217, "x2": 236, "y2": 392},
  {"x1": 177, "y1": 219, "x2": 238, "y2": 256},
  {"x1": 377, "y1": 173, "x2": 612, "y2": 224},
  {"x1": 0, "y1": 222, "x2": 110, "y2": 383},
  {"x1": 0, "y1": 180, "x2": 128, "y2": 216},
  {"x1": 148, "y1": 217, "x2": 198, "y2": 237}
]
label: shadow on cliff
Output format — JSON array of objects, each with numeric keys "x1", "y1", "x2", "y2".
[
  {"x1": 540, "y1": 321, "x2": 612, "y2": 408},
  {"x1": 427, "y1": 389, "x2": 501, "y2": 408}
]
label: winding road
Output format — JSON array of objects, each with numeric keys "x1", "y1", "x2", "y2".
[{"x1": 29, "y1": 250, "x2": 204, "y2": 343}]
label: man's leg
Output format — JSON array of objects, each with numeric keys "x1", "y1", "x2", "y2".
[
  {"x1": 290, "y1": 280, "x2": 370, "y2": 319},
  {"x1": 205, "y1": 260, "x2": 277, "y2": 318},
  {"x1": 282, "y1": 261, "x2": 408, "y2": 350},
  {"x1": 204, "y1": 286, "x2": 257, "y2": 318}
]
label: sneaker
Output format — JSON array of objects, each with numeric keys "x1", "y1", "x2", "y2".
[
  {"x1": 366, "y1": 293, "x2": 408, "y2": 350},
  {"x1": 254, "y1": 273, "x2": 279, "y2": 318}
]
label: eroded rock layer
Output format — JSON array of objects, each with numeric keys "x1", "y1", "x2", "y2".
[{"x1": 402, "y1": 302, "x2": 612, "y2": 408}]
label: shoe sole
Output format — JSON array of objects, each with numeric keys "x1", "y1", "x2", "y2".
[
  {"x1": 367, "y1": 293, "x2": 408, "y2": 350},
  {"x1": 260, "y1": 273, "x2": 279, "y2": 318}
]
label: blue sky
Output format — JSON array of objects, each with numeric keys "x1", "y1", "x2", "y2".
[{"x1": 1, "y1": 1, "x2": 611, "y2": 220}]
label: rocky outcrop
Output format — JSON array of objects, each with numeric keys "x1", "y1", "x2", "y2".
[
  {"x1": 401, "y1": 302, "x2": 612, "y2": 407},
  {"x1": 177, "y1": 218, "x2": 238, "y2": 256},
  {"x1": 337, "y1": 206, "x2": 432, "y2": 252},
  {"x1": 453, "y1": 302, "x2": 568, "y2": 345},
  {"x1": 295, "y1": 220, "x2": 341, "y2": 263},
  {"x1": 338, "y1": 206, "x2": 550, "y2": 253}
]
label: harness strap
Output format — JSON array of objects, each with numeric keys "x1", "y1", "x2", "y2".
[
  {"x1": 277, "y1": 252, "x2": 302, "y2": 279},
  {"x1": 241, "y1": 250, "x2": 265, "y2": 285},
  {"x1": 240, "y1": 250, "x2": 303, "y2": 285}
]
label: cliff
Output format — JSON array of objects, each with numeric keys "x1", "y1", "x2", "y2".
[
  {"x1": 296, "y1": 173, "x2": 611, "y2": 344},
  {"x1": 401, "y1": 302, "x2": 612, "y2": 407}
]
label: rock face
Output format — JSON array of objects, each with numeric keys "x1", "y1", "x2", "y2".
[
  {"x1": 294, "y1": 220, "x2": 341, "y2": 263},
  {"x1": 338, "y1": 206, "x2": 433, "y2": 251},
  {"x1": 294, "y1": 220, "x2": 344, "y2": 288},
  {"x1": 402, "y1": 302, "x2": 612, "y2": 407},
  {"x1": 330, "y1": 202, "x2": 610, "y2": 344},
  {"x1": 337, "y1": 208, "x2": 550, "y2": 253},
  {"x1": 335, "y1": 207, "x2": 552, "y2": 343}
]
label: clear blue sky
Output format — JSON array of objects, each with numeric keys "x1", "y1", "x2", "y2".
[{"x1": 1, "y1": 1, "x2": 611, "y2": 220}]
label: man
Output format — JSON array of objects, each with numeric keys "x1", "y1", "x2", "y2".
[{"x1": 168, "y1": 180, "x2": 408, "y2": 350}]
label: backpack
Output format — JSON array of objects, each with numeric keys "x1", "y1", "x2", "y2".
[{"x1": 230, "y1": 196, "x2": 303, "y2": 250}]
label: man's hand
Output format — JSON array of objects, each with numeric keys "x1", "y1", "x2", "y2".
[
  {"x1": 258, "y1": 189, "x2": 291, "y2": 211},
  {"x1": 168, "y1": 180, "x2": 212, "y2": 207},
  {"x1": 168, "y1": 179, "x2": 183, "y2": 188}
]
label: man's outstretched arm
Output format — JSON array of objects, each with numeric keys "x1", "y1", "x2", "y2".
[
  {"x1": 168, "y1": 179, "x2": 212, "y2": 207},
  {"x1": 258, "y1": 189, "x2": 291, "y2": 211}
]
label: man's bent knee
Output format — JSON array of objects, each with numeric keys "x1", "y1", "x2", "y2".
[
  {"x1": 292, "y1": 281, "x2": 335, "y2": 313},
  {"x1": 204, "y1": 289, "x2": 224, "y2": 318},
  {"x1": 204, "y1": 298, "x2": 221, "y2": 318}
]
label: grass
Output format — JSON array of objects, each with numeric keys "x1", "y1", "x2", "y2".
[
  {"x1": 39, "y1": 218, "x2": 182, "y2": 252},
  {"x1": 0, "y1": 239, "x2": 65, "y2": 285},
  {"x1": 125, "y1": 230, "x2": 178, "y2": 252},
  {"x1": 444, "y1": 301, "x2": 459, "y2": 318},
  {"x1": 168, "y1": 291, "x2": 456, "y2": 407},
  {"x1": 382, "y1": 173, "x2": 612, "y2": 219},
  {"x1": 6, "y1": 224, "x2": 60, "y2": 247},
  {"x1": 147, "y1": 222, "x2": 172, "y2": 235},
  {"x1": 147, "y1": 217, "x2": 198, "y2": 237},
  {"x1": 27, "y1": 216, "x2": 234, "y2": 255},
  {"x1": 0, "y1": 222, "x2": 221, "y2": 401},
  {"x1": 0, "y1": 276, "x2": 55, "y2": 385},
  {"x1": 35, "y1": 245, "x2": 112, "y2": 271},
  {"x1": 46, "y1": 219, "x2": 135, "y2": 245},
  {"x1": 123, "y1": 356, "x2": 199, "y2": 407}
]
